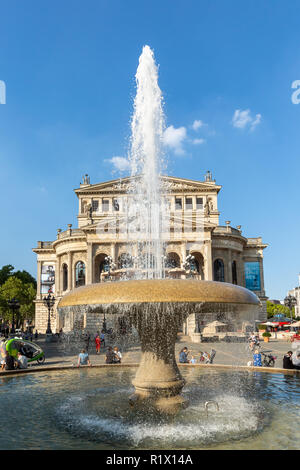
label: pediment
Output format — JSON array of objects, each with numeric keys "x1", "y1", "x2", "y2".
[{"x1": 75, "y1": 175, "x2": 221, "y2": 196}]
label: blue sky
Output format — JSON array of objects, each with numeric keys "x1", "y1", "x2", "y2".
[{"x1": 0, "y1": 0, "x2": 299, "y2": 299}]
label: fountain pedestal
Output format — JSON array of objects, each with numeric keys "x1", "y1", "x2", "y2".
[{"x1": 129, "y1": 307, "x2": 188, "y2": 414}]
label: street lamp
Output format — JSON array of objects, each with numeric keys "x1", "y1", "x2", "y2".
[
  {"x1": 7, "y1": 298, "x2": 20, "y2": 335},
  {"x1": 43, "y1": 293, "x2": 55, "y2": 336},
  {"x1": 284, "y1": 294, "x2": 297, "y2": 320},
  {"x1": 102, "y1": 312, "x2": 107, "y2": 333}
]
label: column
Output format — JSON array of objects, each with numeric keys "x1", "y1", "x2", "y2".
[
  {"x1": 205, "y1": 239, "x2": 213, "y2": 280},
  {"x1": 86, "y1": 243, "x2": 93, "y2": 285},
  {"x1": 111, "y1": 243, "x2": 116, "y2": 263},
  {"x1": 37, "y1": 260, "x2": 42, "y2": 300},
  {"x1": 227, "y1": 249, "x2": 232, "y2": 284},
  {"x1": 68, "y1": 251, "x2": 72, "y2": 291},
  {"x1": 56, "y1": 256, "x2": 60, "y2": 296},
  {"x1": 259, "y1": 258, "x2": 265, "y2": 296}
]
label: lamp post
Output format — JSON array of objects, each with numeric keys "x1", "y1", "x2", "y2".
[
  {"x1": 284, "y1": 294, "x2": 297, "y2": 320},
  {"x1": 102, "y1": 312, "x2": 107, "y2": 333},
  {"x1": 43, "y1": 293, "x2": 55, "y2": 337},
  {"x1": 7, "y1": 298, "x2": 20, "y2": 335}
]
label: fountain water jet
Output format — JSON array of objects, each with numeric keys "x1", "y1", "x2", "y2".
[{"x1": 58, "y1": 45, "x2": 261, "y2": 414}]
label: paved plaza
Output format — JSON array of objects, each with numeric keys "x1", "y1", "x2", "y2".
[{"x1": 15, "y1": 334, "x2": 294, "y2": 372}]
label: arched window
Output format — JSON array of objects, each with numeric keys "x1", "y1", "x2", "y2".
[
  {"x1": 118, "y1": 253, "x2": 133, "y2": 269},
  {"x1": 190, "y1": 252, "x2": 205, "y2": 279},
  {"x1": 62, "y1": 264, "x2": 68, "y2": 291},
  {"x1": 165, "y1": 252, "x2": 180, "y2": 268},
  {"x1": 214, "y1": 259, "x2": 225, "y2": 282},
  {"x1": 75, "y1": 261, "x2": 86, "y2": 287},
  {"x1": 232, "y1": 261, "x2": 237, "y2": 285}
]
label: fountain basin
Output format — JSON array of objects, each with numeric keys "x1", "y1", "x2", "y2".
[{"x1": 1, "y1": 367, "x2": 299, "y2": 450}]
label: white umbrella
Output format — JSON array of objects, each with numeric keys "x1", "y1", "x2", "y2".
[{"x1": 288, "y1": 321, "x2": 300, "y2": 328}]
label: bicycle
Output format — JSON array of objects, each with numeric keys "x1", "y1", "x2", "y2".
[{"x1": 261, "y1": 351, "x2": 277, "y2": 367}]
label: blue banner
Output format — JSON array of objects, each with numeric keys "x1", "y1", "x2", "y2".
[{"x1": 245, "y1": 262, "x2": 261, "y2": 291}]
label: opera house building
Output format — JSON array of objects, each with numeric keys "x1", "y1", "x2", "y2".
[{"x1": 33, "y1": 171, "x2": 268, "y2": 340}]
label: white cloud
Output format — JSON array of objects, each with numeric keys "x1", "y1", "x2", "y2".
[
  {"x1": 232, "y1": 109, "x2": 262, "y2": 131},
  {"x1": 192, "y1": 138, "x2": 206, "y2": 145},
  {"x1": 250, "y1": 113, "x2": 262, "y2": 131},
  {"x1": 106, "y1": 156, "x2": 130, "y2": 173},
  {"x1": 163, "y1": 125, "x2": 187, "y2": 155},
  {"x1": 192, "y1": 119, "x2": 204, "y2": 131}
]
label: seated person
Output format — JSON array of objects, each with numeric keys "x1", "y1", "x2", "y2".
[
  {"x1": 4, "y1": 351, "x2": 15, "y2": 370},
  {"x1": 17, "y1": 352, "x2": 28, "y2": 369},
  {"x1": 291, "y1": 351, "x2": 300, "y2": 370},
  {"x1": 190, "y1": 355, "x2": 196, "y2": 364},
  {"x1": 253, "y1": 349, "x2": 262, "y2": 367},
  {"x1": 113, "y1": 347, "x2": 122, "y2": 363},
  {"x1": 179, "y1": 347, "x2": 189, "y2": 363},
  {"x1": 283, "y1": 351, "x2": 294, "y2": 369},
  {"x1": 106, "y1": 346, "x2": 115, "y2": 364},
  {"x1": 77, "y1": 349, "x2": 91, "y2": 367}
]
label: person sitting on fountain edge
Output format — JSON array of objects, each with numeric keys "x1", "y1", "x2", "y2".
[
  {"x1": 106, "y1": 346, "x2": 115, "y2": 364},
  {"x1": 77, "y1": 349, "x2": 91, "y2": 367},
  {"x1": 179, "y1": 347, "x2": 189, "y2": 363},
  {"x1": 283, "y1": 351, "x2": 294, "y2": 369},
  {"x1": 113, "y1": 347, "x2": 122, "y2": 363}
]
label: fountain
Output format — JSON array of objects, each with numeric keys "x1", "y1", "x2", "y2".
[
  {"x1": 2, "y1": 47, "x2": 299, "y2": 451},
  {"x1": 58, "y1": 45, "x2": 260, "y2": 414}
]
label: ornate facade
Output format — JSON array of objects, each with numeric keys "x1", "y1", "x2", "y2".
[{"x1": 33, "y1": 171, "x2": 268, "y2": 336}]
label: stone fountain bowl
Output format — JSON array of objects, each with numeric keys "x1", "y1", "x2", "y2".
[
  {"x1": 58, "y1": 279, "x2": 260, "y2": 414},
  {"x1": 58, "y1": 279, "x2": 260, "y2": 308}
]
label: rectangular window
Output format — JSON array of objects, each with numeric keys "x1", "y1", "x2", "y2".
[
  {"x1": 244, "y1": 262, "x2": 261, "y2": 291},
  {"x1": 113, "y1": 199, "x2": 119, "y2": 211},
  {"x1": 196, "y1": 197, "x2": 203, "y2": 209},
  {"x1": 102, "y1": 199, "x2": 109, "y2": 212},
  {"x1": 175, "y1": 198, "x2": 182, "y2": 210},
  {"x1": 185, "y1": 197, "x2": 193, "y2": 210},
  {"x1": 92, "y1": 200, "x2": 99, "y2": 212}
]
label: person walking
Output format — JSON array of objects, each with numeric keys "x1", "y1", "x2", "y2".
[
  {"x1": 84, "y1": 331, "x2": 91, "y2": 352},
  {"x1": 95, "y1": 334, "x2": 101, "y2": 355}
]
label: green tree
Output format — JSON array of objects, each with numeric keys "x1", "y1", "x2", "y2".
[
  {"x1": 0, "y1": 264, "x2": 14, "y2": 285},
  {"x1": 266, "y1": 301, "x2": 293, "y2": 318},
  {"x1": 0, "y1": 264, "x2": 37, "y2": 289},
  {"x1": 0, "y1": 276, "x2": 36, "y2": 326}
]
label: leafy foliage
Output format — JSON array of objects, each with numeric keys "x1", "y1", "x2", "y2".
[
  {"x1": 266, "y1": 300, "x2": 293, "y2": 318},
  {"x1": 0, "y1": 265, "x2": 37, "y2": 326},
  {"x1": 0, "y1": 264, "x2": 37, "y2": 289}
]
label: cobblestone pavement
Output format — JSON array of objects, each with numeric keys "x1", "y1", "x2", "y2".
[{"x1": 24, "y1": 334, "x2": 294, "y2": 371}]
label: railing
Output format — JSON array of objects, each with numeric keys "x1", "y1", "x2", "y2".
[
  {"x1": 37, "y1": 241, "x2": 53, "y2": 249},
  {"x1": 57, "y1": 228, "x2": 85, "y2": 239},
  {"x1": 213, "y1": 226, "x2": 242, "y2": 236}
]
